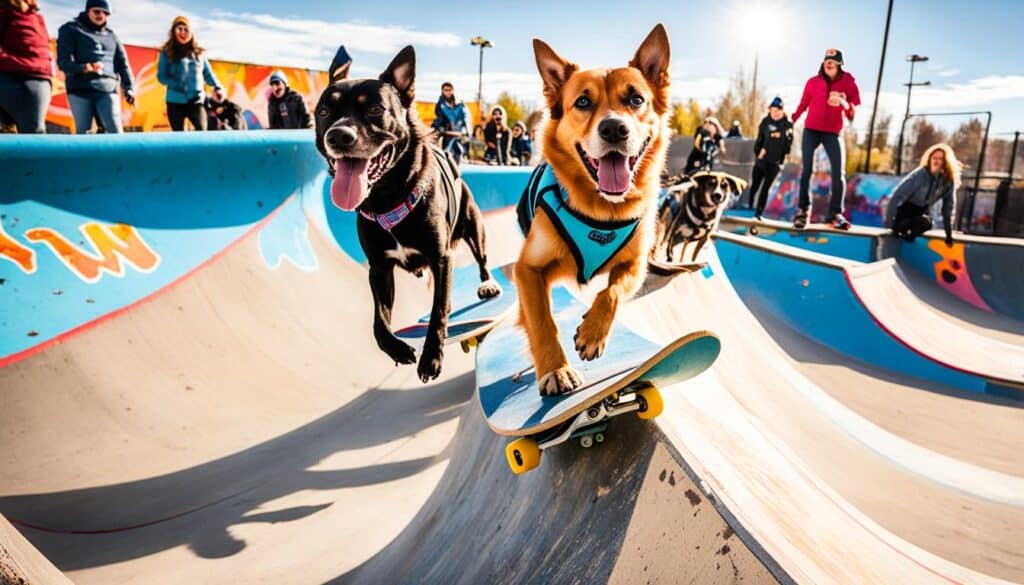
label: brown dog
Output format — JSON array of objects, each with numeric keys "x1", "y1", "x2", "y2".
[{"x1": 515, "y1": 24, "x2": 671, "y2": 395}]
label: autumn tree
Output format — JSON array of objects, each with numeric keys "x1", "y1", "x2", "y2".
[{"x1": 669, "y1": 98, "x2": 702, "y2": 138}]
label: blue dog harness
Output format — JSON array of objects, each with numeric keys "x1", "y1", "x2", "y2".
[{"x1": 517, "y1": 164, "x2": 640, "y2": 284}]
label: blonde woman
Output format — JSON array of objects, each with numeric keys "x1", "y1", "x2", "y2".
[
  {"x1": 0, "y1": 0, "x2": 52, "y2": 133},
  {"x1": 156, "y1": 15, "x2": 222, "y2": 131},
  {"x1": 887, "y1": 143, "x2": 961, "y2": 245}
]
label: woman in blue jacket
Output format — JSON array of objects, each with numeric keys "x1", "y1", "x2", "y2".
[
  {"x1": 56, "y1": 0, "x2": 135, "y2": 134},
  {"x1": 156, "y1": 15, "x2": 221, "y2": 131}
]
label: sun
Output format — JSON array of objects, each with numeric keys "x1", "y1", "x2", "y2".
[{"x1": 735, "y1": 1, "x2": 789, "y2": 52}]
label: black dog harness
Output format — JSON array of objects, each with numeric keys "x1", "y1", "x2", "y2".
[
  {"x1": 359, "y1": 145, "x2": 459, "y2": 231},
  {"x1": 517, "y1": 163, "x2": 640, "y2": 284}
]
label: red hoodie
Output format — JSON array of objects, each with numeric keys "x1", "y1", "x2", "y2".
[
  {"x1": 792, "y1": 71, "x2": 860, "y2": 135},
  {"x1": 0, "y1": 5, "x2": 53, "y2": 80}
]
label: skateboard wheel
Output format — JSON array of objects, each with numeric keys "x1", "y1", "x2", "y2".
[
  {"x1": 580, "y1": 435, "x2": 594, "y2": 448},
  {"x1": 460, "y1": 337, "x2": 478, "y2": 354},
  {"x1": 636, "y1": 385, "x2": 664, "y2": 420},
  {"x1": 750, "y1": 226, "x2": 760, "y2": 236},
  {"x1": 594, "y1": 432, "x2": 605, "y2": 444},
  {"x1": 506, "y1": 438, "x2": 541, "y2": 474}
]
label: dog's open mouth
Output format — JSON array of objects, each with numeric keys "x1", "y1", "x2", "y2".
[
  {"x1": 328, "y1": 144, "x2": 396, "y2": 211},
  {"x1": 576, "y1": 138, "x2": 650, "y2": 198}
]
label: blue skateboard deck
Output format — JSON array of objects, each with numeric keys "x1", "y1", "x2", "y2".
[
  {"x1": 476, "y1": 297, "x2": 720, "y2": 437},
  {"x1": 395, "y1": 264, "x2": 517, "y2": 345}
]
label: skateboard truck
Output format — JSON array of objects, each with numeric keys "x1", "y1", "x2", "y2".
[{"x1": 504, "y1": 382, "x2": 664, "y2": 474}]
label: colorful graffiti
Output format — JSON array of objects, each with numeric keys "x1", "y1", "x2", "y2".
[
  {"x1": 45, "y1": 43, "x2": 479, "y2": 133},
  {"x1": 923, "y1": 239, "x2": 993, "y2": 312},
  {"x1": 761, "y1": 151, "x2": 901, "y2": 226},
  {"x1": 1, "y1": 221, "x2": 160, "y2": 283}
]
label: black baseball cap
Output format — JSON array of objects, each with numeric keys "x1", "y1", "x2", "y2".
[{"x1": 824, "y1": 48, "x2": 844, "y2": 66}]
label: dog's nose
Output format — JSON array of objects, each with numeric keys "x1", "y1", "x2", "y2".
[
  {"x1": 598, "y1": 118, "x2": 629, "y2": 143},
  {"x1": 326, "y1": 126, "x2": 357, "y2": 149}
]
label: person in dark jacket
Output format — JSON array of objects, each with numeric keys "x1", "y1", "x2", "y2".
[
  {"x1": 748, "y1": 96, "x2": 794, "y2": 219},
  {"x1": 204, "y1": 88, "x2": 245, "y2": 130},
  {"x1": 684, "y1": 116, "x2": 727, "y2": 174},
  {"x1": 0, "y1": 0, "x2": 52, "y2": 133},
  {"x1": 791, "y1": 47, "x2": 861, "y2": 230},
  {"x1": 886, "y1": 143, "x2": 960, "y2": 245},
  {"x1": 483, "y1": 105, "x2": 511, "y2": 165},
  {"x1": 267, "y1": 70, "x2": 311, "y2": 130},
  {"x1": 727, "y1": 120, "x2": 743, "y2": 138},
  {"x1": 157, "y1": 15, "x2": 221, "y2": 131},
  {"x1": 56, "y1": 0, "x2": 134, "y2": 134},
  {"x1": 509, "y1": 121, "x2": 532, "y2": 165}
]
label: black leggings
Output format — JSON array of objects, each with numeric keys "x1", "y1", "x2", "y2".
[
  {"x1": 167, "y1": 102, "x2": 207, "y2": 131},
  {"x1": 749, "y1": 159, "x2": 781, "y2": 215},
  {"x1": 892, "y1": 202, "x2": 932, "y2": 241},
  {"x1": 799, "y1": 128, "x2": 845, "y2": 215}
]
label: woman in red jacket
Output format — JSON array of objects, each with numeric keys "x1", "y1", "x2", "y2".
[
  {"x1": 0, "y1": 0, "x2": 52, "y2": 133},
  {"x1": 791, "y1": 48, "x2": 860, "y2": 229}
]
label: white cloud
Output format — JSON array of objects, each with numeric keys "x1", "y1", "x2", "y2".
[
  {"x1": 44, "y1": 0, "x2": 460, "y2": 69},
  {"x1": 937, "y1": 68, "x2": 961, "y2": 78}
]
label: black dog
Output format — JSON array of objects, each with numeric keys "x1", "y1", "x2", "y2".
[
  {"x1": 314, "y1": 46, "x2": 501, "y2": 382},
  {"x1": 654, "y1": 171, "x2": 745, "y2": 263}
]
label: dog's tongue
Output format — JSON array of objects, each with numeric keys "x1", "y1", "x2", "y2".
[
  {"x1": 331, "y1": 158, "x2": 370, "y2": 211},
  {"x1": 597, "y1": 152, "x2": 630, "y2": 195}
]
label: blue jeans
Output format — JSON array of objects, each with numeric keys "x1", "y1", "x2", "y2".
[
  {"x1": 799, "y1": 128, "x2": 845, "y2": 216},
  {"x1": 0, "y1": 72, "x2": 50, "y2": 134},
  {"x1": 68, "y1": 92, "x2": 123, "y2": 134}
]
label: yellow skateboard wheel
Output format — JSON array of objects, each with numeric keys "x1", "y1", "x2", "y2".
[
  {"x1": 460, "y1": 337, "x2": 478, "y2": 354},
  {"x1": 636, "y1": 385, "x2": 663, "y2": 420},
  {"x1": 506, "y1": 437, "x2": 541, "y2": 474}
]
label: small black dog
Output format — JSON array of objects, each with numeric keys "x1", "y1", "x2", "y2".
[
  {"x1": 314, "y1": 46, "x2": 501, "y2": 382},
  {"x1": 654, "y1": 171, "x2": 745, "y2": 263}
]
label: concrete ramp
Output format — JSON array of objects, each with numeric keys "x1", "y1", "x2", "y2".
[{"x1": 714, "y1": 231, "x2": 1024, "y2": 398}]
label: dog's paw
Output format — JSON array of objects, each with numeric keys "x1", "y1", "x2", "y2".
[
  {"x1": 477, "y1": 279, "x2": 502, "y2": 299},
  {"x1": 417, "y1": 348, "x2": 443, "y2": 383},
  {"x1": 574, "y1": 310, "x2": 613, "y2": 361},
  {"x1": 538, "y1": 366, "x2": 583, "y2": 396},
  {"x1": 382, "y1": 338, "x2": 417, "y2": 366}
]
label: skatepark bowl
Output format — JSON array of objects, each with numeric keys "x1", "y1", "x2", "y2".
[{"x1": 2, "y1": 132, "x2": 1024, "y2": 585}]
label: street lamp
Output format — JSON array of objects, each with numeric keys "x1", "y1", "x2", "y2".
[
  {"x1": 895, "y1": 53, "x2": 931, "y2": 174},
  {"x1": 470, "y1": 36, "x2": 493, "y2": 120}
]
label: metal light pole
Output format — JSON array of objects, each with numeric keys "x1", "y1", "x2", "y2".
[
  {"x1": 864, "y1": 0, "x2": 893, "y2": 173},
  {"x1": 470, "y1": 36, "x2": 493, "y2": 121},
  {"x1": 895, "y1": 54, "x2": 931, "y2": 174},
  {"x1": 1009, "y1": 131, "x2": 1021, "y2": 180}
]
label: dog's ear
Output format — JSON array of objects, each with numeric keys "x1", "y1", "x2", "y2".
[
  {"x1": 329, "y1": 45, "x2": 352, "y2": 82},
  {"x1": 380, "y1": 45, "x2": 416, "y2": 106},
  {"x1": 331, "y1": 61, "x2": 350, "y2": 82},
  {"x1": 629, "y1": 24, "x2": 671, "y2": 112},
  {"x1": 533, "y1": 39, "x2": 578, "y2": 119}
]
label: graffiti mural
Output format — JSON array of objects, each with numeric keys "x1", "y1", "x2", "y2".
[{"x1": 761, "y1": 150, "x2": 901, "y2": 226}]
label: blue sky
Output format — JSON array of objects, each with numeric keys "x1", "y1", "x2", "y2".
[{"x1": 45, "y1": 0, "x2": 1024, "y2": 135}]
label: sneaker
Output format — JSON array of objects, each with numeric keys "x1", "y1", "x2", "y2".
[
  {"x1": 792, "y1": 210, "x2": 809, "y2": 229},
  {"x1": 830, "y1": 213, "x2": 852, "y2": 231},
  {"x1": 754, "y1": 214, "x2": 763, "y2": 222}
]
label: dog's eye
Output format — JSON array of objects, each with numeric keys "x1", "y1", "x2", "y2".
[
  {"x1": 367, "y1": 104, "x2": 385, "y2": 117},
  {"x1": 629, "y1": 94, "x2": 645, "y2": 108},
  {"x1": 573, "y1": 96, "x2": 593, "y2": 110},
  {"x1": 317, "y1": 107, "x2": 329, "y2": 117}
]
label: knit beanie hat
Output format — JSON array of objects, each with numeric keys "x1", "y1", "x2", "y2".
[
  {"x1": 86, "y1": 0, "x2": 110, "y2": 13},
  {"x1": 769, "y1": 96, "x2": 784, "y2": 109},
  {"x1": 269, "y1": 70, "x2": 287, "y2": 85}
]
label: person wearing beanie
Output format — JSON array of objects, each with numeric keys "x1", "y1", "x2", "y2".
[
  {"x1": 726, "y1": 120, "x2": 743, "y2": 138},
  {"x1": 56, "y1": 0, "x2": 136, "y2": 133},
  {"x1": 790, "y1": 47, "x2": 861, "y2": 230},
  {"x1": 509, "y1": 120, "x2": 532, "y2": 166},
  {"x1": 0, "y1": 0, "x2": 53, "y2": 133},
  {"x1": 156, "y1": 15, "x2": 222, "y2": 131},
  {"x1": 431, "y1": 81, "x2": 470, "y2": 163},
  {"x1": 267, "y1": 69, "x2": 312, "y2": 130},
  {"x1": 747, "y1": 96, "x2": 794, "y2": 220}
]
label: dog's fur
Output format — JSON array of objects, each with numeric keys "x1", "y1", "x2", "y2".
[
  {"x1": 654, "y1": 171, "x2": 745, "y2": 263},
  {"x1": 314, "y1": 46, "x2": 500, "y2": 383},
  {"x1": 515, "y1": 25, "x2": 672, "y2": 395}
]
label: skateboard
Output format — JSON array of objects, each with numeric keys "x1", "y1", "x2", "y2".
[
  {"x1": 396, "y1": 264, "x2": 517, "y2": 353},
  {"x1": 476, "y1": 297, "x2": 721, "y2": 474}
]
